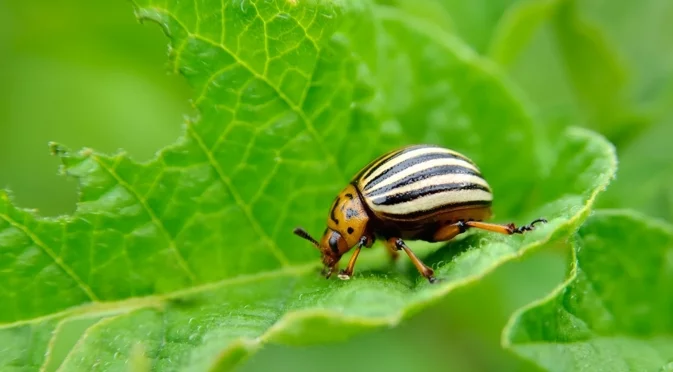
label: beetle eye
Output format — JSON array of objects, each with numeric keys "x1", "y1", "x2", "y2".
[{"x1": 328, "y1": 233, "x2": 340, "y2": 254}]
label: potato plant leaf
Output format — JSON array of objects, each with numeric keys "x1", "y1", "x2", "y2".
[
  {"x1": 487, "y1": 0, "x2": 557, "y2": 67},
  {"x1": 599, "y1": 110, "x2": 673, "y2": 223},
  {"x1": 0, "y1": 0, "x2": 616, "y2": 370},
  {"x1": 504, "y1": 210, "x2": 673, "y2": 371}
]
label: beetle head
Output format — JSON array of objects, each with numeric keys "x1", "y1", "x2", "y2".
[{"x1": 293, "y1": 227, "x2": 347, "y2": 277}]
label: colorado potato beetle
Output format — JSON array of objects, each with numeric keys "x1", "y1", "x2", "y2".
[{"x1": 293, "y1": 144, "x2": 546, "y2": 283}]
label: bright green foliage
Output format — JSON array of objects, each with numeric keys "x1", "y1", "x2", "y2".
[
  {"x1": 487, "y1": 0, "x2": 557, "y2": 67},
  {"x1": 0, "y1": 0, "x2": 619, "y2": 371},
  {"x1": 551, "y1": 0, "x2": 643, "y2": 146},
  {"x1": 599, "y1": 113, "x2": 673, "y2": 223},
  {"x1": 484, "y1": 0, "x2": 673, "y2": 222},
  {"x1": 436, "y1": 0, "x2": 522, "y2": 54},
  {"x1": 485, "y1": 0, "x2": 648, "y2": 147},
  {"x1": 505, "y1": 210, "x2": 673, "y2": 371}
]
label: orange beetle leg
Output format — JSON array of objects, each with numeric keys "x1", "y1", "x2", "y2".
[
  {"x1": 465, "y1": 218, "x2": 547, "y2": 235},
  {"x1": 382, "y1": 239, "x2": 400, "y2": 262},
  {"x1": 388, "y1": 237, "x2": 437, "y2": 284}
]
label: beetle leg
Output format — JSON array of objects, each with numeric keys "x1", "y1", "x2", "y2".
[
  {"x1": 338, "y1": 236, "x2": 368, "y2": 280},
  {"x1": 389, "y1": 237, "x2": 437, "y2": 284},
  {"x1": 321, "y1": 264, "x2": 335, "y2": 279},
  {"x1": 464, "y1": 218, "x2": 547, "y2": 235},
  {"x1": 432, "y1": 221, "x2": 470, "y2": 242},
  {"x1": 338, "y1": 246, "x2": 361, "y2": 280},
  {"x1": 382, "y1": 239, "x2": 400, "y2": 262},
  {"x1": 364, "y1": 234, "x2": 376, "y2": 248}
]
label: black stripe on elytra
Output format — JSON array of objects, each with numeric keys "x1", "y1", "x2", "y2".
[
  {"x1": 364, "y1": 152, "x2": 471, "y2": 192},
  {"x1": 365, "y1": 164, "x2": 482, "y2": 198},
  {"x1": 380, "y1": 200, "x2": 492, "y2": 221},
  {"x1": 371, "y1": 182, "x2": 490, "y2": 206},
  {"x1": 358, "y1": 148, "x2": 406, "y2": 181},
  {"x1": 422, "y1": 145, "x2": 477, "y2": 166}
]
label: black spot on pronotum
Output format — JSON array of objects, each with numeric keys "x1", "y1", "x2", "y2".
[
  {"x1": 345, "y1": 193, "x2": 354, "y2": 199},
  {"x1": 347, "y1": 227, "x2": 354, "y2": 234},
  {"x1": 345, "y1": 208, "x2": 359, "y2": 218}
]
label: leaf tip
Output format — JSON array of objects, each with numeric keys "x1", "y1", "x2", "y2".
[
  {"x1": 48, "y1": 142, "x2": 69, "y2": 157},
  {"x1": 132, "y1": 6, "x2": 173, "y2": 38},
  {"x1": 80, "y1": 148, "x2": 95, "y2": 158}
]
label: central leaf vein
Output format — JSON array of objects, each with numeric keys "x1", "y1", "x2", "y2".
[{"x1": 91, "y1": 155, "x2": 198, "y2": 282}]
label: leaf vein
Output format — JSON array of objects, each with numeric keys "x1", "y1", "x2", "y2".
[
  {"x1": 249, "y1": 1, "x2": 271, "y2": 76},
  {"x1": 186, "y1": 124, "x2": 291, "y2": 266},
  {"x1": 0, "y1": 262, "x2": 318, "y2": 330},
  {"x1": 39, "y1": 315, "x2": 70, "y2": 372},
  {"x1": 192, "y1": 0, "x2": 201, "y2": 33},
  {"x1": 0, "y1": 213, "x2": 99, "y2": 302},
  {"x1": 55, "y1": 313, "x2": 131, "y2": 372},
  {"x1": 157, "y1": 7, "x2": 347, "y2": 183},
  {"x1": 193, "y1": 61, "x2": 241, "y2": 106},
  {"x1": 90, "y1": 155, "x2": 198, "y2": 283},
  {"x1": 171, "y1": 37, "x2": 191, "y2": 75},
  {"x1": 269, "y1": 186, "x2": 335, "y2": 243}
]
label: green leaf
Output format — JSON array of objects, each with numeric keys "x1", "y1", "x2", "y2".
[
  {"x1": 497, "y1": 0, "x2": 662, "y2": 148},
  {"x1": 504, "y1": 209, "x2": 673, "y2": 371},
  {"x1": 551, "y1": 0, "x2": 649, "y2": 147},
  {"x1": 493, "y1": 0, "x2": 673, "y2": 222},
  {"x1": 571, "y1": 0, "x2": 673, "y2": 222},
  {"x1": 0, "y1": 0, "x2": 617, "y2": 370},
  {"x1": 598, "y1": 108, "x2": 673, "y2": 222},
  {"x1": 575, "y1": 0, "x2": 673, "y2": 114},
  {"x1": 432, "y1": 0, "x2": 519, "y2": 54},
  {"x1": 487, "y1": 0, "x2": 557, "y2": 67},
  {"x1": 373, "y1": 0, "x2": 454, "y2": 33}
]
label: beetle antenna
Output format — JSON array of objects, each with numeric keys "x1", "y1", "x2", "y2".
[{"x1": 293, "y1": 227, "x2": 320, "y2": 249}]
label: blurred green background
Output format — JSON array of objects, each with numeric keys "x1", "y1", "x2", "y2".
[{"x1": 1, "y1": 0, "x2": 671, "y2": 371}]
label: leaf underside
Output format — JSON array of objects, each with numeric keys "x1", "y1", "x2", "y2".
[{"x1": 0, "y1": 0, "x2": 617, "y2": 371}]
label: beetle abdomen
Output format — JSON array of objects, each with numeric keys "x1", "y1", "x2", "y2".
[{"x1": 356, "y1": 144, "x2": 492, "y2": 223}]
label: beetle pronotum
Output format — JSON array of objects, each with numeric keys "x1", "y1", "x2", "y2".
[{"x1": 293, "y1": 144, "x2": 546, "y2": 283}]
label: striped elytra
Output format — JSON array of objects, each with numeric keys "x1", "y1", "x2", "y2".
[
  {"x1": 293, "y1": 144, "x2": 547, "y2": 284},
  {"x1": 355, "y1": 144, "x2": 493, "y2": 223}
]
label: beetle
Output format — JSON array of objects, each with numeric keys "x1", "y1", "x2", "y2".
[{"x1": 293, "y1": 144, "x2": 546, "y2": 283}]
